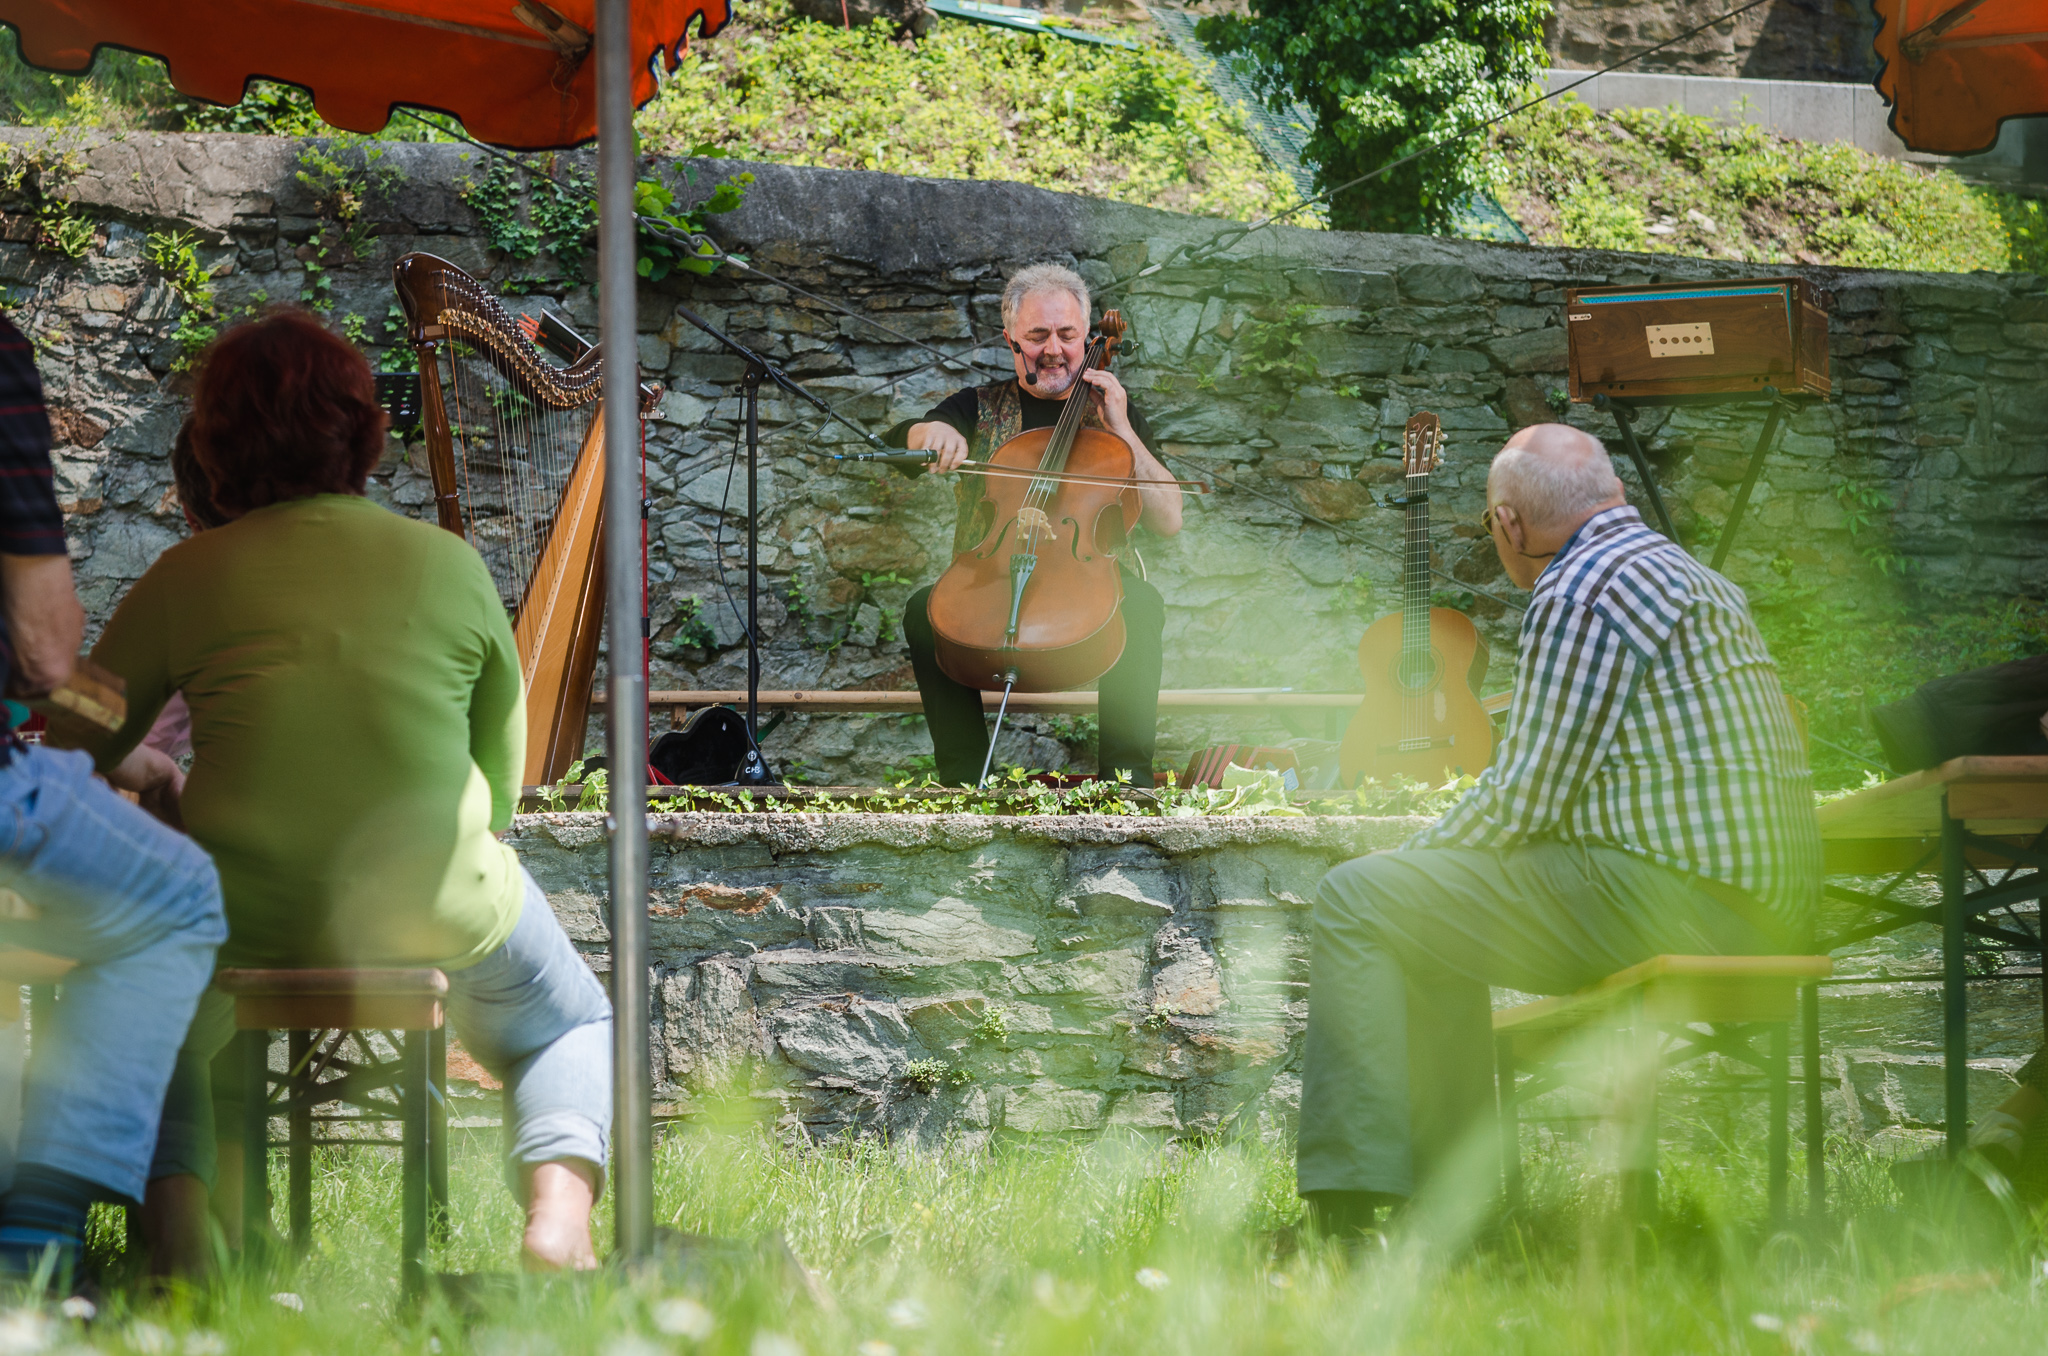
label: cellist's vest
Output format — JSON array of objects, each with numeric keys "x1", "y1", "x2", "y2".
[{"x1": 953, "y1": 379, "x2": 1112, "y2": 554}]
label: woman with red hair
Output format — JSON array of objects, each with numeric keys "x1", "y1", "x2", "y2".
[{"x1": 72, "y1": 309, "x2": 612, "y2": 1274}]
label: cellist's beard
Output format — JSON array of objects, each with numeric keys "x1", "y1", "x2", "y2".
[{"x1": 1029, "y1": 361, "x2": 1076, "y2": 395}]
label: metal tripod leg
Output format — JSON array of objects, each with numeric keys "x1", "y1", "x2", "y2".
[
  {"x1": 1594, "y1": 397, "x2": 1678, "y2": 541},
  {"x1": 1710, "y1": 390, "x2": 1793, "y2": 572}
]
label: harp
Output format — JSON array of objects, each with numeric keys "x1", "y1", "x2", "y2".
[{"x1": 393, "y1": 252, "x2": 652, "y2": 786}]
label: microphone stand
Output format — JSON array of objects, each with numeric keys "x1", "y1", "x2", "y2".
[{"x1": 670, "y1": 306, "x2": 890, "y2": 785}]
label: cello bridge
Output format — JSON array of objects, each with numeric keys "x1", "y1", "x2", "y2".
[{"x1": 1015, "y1": 506, "x2": 1054, "y2": 544}]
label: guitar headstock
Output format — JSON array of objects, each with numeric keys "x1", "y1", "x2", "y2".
[{"x1": 1402, "y1": 411, "x2": 1443, "y2": 478}]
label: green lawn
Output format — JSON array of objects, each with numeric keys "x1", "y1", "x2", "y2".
[{"x1": 50, "y1": 1102, "x2": 2048, "y2": 1355}]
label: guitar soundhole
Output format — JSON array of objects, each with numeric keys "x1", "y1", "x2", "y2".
[{"x1": 1396, "y1": 650, "x2": 1441, "y2": 690}]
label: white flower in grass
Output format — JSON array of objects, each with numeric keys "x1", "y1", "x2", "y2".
[
  {"x1": 124, "y1": 1322, "x2": 173, "y2": 1355},
  {"x1": 1850, "y1": 1330, "x2": 1884, "y2": 1354},
  {"x1": 1267, "y1": 1272, "x2": 1293, "y2": 1291},
  {"x1": 181, "y1": 1335, "x2": 226, "y2": 1356},
  {"x1": 749, "y1": 1333, "x2": 803, "y2": 1356},
  {"x1": 54, "y1": 1298, "x2": 91, "y2": 1323},
  {"x1": 0, "y1": 1310, "x2": 51, "y2": 1355},
  {"x1": 652, "y1": 1298, "x2": 714, "y2": 1341},
  {"x1": 1750, "y1": 1314, "x2": 1784, "y2": 1333},
  {"x1": 1135, "y1": 1268, "x2": 1169, "y2": 1291},
  {"x1": 270, "y1": 1293, "x2": 304, "y2": 1313},
  {"x1": 601, "y1": 1339, "x2": 665, "y2": 1356},
  {"x1": 885, "y1": 1299, "x2": 927, "y2": 1330},
  {"x1": 857, "y1": 1344, "x2": 897, "y2": 1356}
]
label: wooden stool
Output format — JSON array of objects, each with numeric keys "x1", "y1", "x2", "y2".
[
  {"x1": 1494, "y1": 954, "x2": 1833, "y2": 1230},
  {"x1": 214, "y1": 968, "x2": 450, "y2": 1292}
]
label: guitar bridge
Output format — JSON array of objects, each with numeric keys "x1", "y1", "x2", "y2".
[{"x1": 1379, "y1": 736, "x2": 1456, "y2": 754}]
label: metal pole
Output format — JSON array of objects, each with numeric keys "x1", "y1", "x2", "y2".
[
  {"x1": 1710, "y1": 390, "x2": 1785, "y2": 573},
  {"x1": 596, "y1": 0, "x2": 652, "y2": 1262},
  {"x1": 745, "y1": 364, "x2": 762, "y2": 743},
  {"x1": 1941, "y1": 798, "x2": 1968, "y2": 1158}
]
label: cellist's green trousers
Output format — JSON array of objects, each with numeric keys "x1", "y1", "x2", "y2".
[
  {"x1": 1298, "y1": 842, "x2": 1778, "y2": 1200},
  {"x1": 902, "y1": 569, "x2": 1163, "y2": 787}
]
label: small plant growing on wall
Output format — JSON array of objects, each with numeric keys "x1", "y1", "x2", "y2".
[{"x1": 902, "y1": 1059, "x2": 969, "y2": 1094}]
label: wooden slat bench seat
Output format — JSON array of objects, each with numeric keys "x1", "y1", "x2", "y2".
[
  {"x1": 594, "y1": 688, "x2": 1373, "y2": 716},
  {"x1": 216, "y1": 966, "x2": 450, "y2": 1294},
  {"x1": 1495, "y1": 954, "x2": 1833, "y2": 1230}
]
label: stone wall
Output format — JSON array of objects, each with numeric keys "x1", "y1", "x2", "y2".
[
  {"x1": 5, "y1": 129, "x2": 2045, "y2": 785},
  {"x1": 511, "y1": 812, "x2": 2042, "y2": 1150},
  {"x1": 1548, "y1": 0, "x2": 1880, "y2": 84}
]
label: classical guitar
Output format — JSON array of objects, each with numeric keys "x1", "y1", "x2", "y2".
[{"x1": 1338, "y1": 412, "x2": 1494, "y2": 787}]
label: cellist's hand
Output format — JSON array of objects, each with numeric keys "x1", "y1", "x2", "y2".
[
  {"x1": 906, "y1": 421, "x2": 971, "y2": 473},
  {"x1": 1079, "y1": 369, "x2": 1133, "y2": 436}
]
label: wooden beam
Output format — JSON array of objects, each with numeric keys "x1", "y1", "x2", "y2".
[{"x1": 590, "y1": 688, "x2": 1369, "y2": 714}]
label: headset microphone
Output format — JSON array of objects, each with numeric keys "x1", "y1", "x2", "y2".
[{"x1": 1023, "y1": 371, "x2": 1036, "y2": 385}]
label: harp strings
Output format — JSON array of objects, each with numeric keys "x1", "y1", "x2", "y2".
[{"x1": 439, "y1": 332, "x2": 589, "y2": 676}]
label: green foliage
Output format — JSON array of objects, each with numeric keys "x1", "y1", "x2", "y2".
[
  {"x1": 970, "y1": 1005, "x2": 1010, "y2": 1045},
  {"x1": 459, "y1": 156, "x2": 544, "y2": 262},
  {"x1": 1197, "y1": 0, "x2": 1547, "y2": 232},
  {"x1": 635, "y1": 154, "x2": 752, "y2": 281},
  {"x1": 639, "y1": 1, "x2": 1295, "y2": 222},
  {"x1": 1494, "y1": 97, "x2": 2048, "y2": 273},
  {"x1": 668, "y1": 594, "x2": 719, "y2": 653},
  {"x1": 146, "y1": 227, "x2": 219, "y2": 365},
  {"x1": 901, "y1": 1057, "x2": 969, "y2": 1092},
  {"x1": 535, "y1": 758, "x2": 609, "y2": 812},
  {"x1": 1235, "y1": 304, "x2": 1320, "y2": 387},
  {"x1": 178, "y1": 80, "x2": 329, "y2": 137}
]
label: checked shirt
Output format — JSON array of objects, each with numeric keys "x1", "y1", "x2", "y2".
[{"x1": 1409, "y1": 505, "x2": 1822, "y2": 934}]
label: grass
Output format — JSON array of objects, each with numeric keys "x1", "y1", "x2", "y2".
[
  {"x1": 1491, "y1": 97, "x2": 2048, "y2": 276},
  {"x1": 43, "y1": 1090, "x2": 2048, "y2": 1355},
  {"x1": 637, "y1": 0, "x2": 1299, "y2": 222}
]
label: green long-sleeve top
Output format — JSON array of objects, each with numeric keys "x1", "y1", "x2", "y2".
[{"x1": 83, "y1": 493, "x2": 526, "y2": 970}]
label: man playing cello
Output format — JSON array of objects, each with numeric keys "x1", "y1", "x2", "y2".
[{"x1": 886, "y1": 264, "x2": 1184, "y2": 787}]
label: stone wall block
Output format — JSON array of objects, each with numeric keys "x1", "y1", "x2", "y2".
[
  {"x1": 1397, "y1": 264, "x2": 1483, "y2": 304},
  {"x1": 1061, "y1": 857, "x2": 1175, "y2": 918},
  {"x1": 858, "y1": 895, "x2": 1040, "y2": 963},
  {"x1": 1486, "y1": 327, "x2": 1570, "y2": 374},
  {"x1": 1007, "y1": 950, "x2": 1147, "y2": 1004},
  {"x1": 768, "y1": 998, "x2": 918, "y2": 1086},
  {"x1": 662, "y1": 957, "x2": 767, "y2": 1082},
  {"x1": 1002, "y1": 1084, "x2": 1109, "y2": 1134}
]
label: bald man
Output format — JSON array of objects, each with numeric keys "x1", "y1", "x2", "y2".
[{"x1": 1296, "y1": 424, "x2": 1821, "y2": 1240}]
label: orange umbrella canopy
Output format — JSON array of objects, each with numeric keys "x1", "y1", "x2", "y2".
[
  {"x1": 0, "y1": 0, "x2": 731, "y2": 149},
  {"x1": 1874, "y1": 0, "x2": 2048, "y2": 155}
]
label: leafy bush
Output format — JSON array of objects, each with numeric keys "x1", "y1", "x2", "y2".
[
  {"x1": 1494, "y1": 97, "x2": 2048, "y2": 274},
  {"x1": 1197, "y1": 0, "x2": 1547, "y2": 232},
  {"x1": 638, "y1": 1, "x2": 1296, "y2": 222}
]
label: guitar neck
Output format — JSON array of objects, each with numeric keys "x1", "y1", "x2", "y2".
[{"x1": 1401, "y1": 470, "x2": 1431, "y2": 653}]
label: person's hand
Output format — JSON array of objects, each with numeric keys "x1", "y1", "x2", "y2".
[
  {"x1": 1079, "y1": 369, "x2": 1131, "y2": 435},
  {"x1": 107, "y1": 744, "x2": 185, "y2": 832},
  {"x1": 907, "y1": 421, "x2": 971, "y2": 473}
]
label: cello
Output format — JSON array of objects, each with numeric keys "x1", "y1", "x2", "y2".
[
  {"x1": 926, "y1": 312, "x2": 1142, "y2": 696},
  {"x1": 1338, "y1": 411, "x2": 1495, "y2": 787}
]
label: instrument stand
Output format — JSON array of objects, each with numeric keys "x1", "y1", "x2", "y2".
[
  {"x1": 669, "y1": 307, "x2": 888, "y2": 788},
  {"x1": 977, "y1": 671, "x2": 1019, "y2": 789},
  {"x1": 1593, "y1": 388, "x2": 1802, "y2": 566}
]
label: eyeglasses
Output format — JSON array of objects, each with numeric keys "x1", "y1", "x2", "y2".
[{"x1": 1482, "y1": 505, "x2": 1502, "y2": 534}]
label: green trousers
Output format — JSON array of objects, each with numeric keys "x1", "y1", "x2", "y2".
[{"x1": 1296, "y1": 841, "x2": 1780, "y2": 1200}]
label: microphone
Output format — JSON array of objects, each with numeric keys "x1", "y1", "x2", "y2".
[{"x1": 1023, "y1": 370, "x2": 1036, "y2": 385}]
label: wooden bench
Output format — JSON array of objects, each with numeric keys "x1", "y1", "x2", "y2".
[
  {"x1": 215, "y1": 967, "x2": 450, "y2": 1294},
  {"x1": 1494, "y1": 954, "x2": 1833, "y2": 1230}
]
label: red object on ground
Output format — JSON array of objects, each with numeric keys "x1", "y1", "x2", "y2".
[
  {"x1": 1873, "y1": 0, "x2": 2048, "y2": 155},
  {"x1": 0, "y1": 0, "x2": 732, "y2": 149}
]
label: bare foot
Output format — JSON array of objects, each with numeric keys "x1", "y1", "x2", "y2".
[{"x1": 521, "y1": 1160, "x2": 599, "y2": 1271}]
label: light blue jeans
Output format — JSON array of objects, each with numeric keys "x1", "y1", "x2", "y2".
[
  {"x1": 0, "y1": 745, "x2": 225, "y2": 1204},
  {"x1": 155, "y1": 869, "x2": 613, "y2": 1199}
]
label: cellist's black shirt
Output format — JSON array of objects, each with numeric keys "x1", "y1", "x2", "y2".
[{"x1": 881, "y1": 383, "x2": 1157, "y2": 457}]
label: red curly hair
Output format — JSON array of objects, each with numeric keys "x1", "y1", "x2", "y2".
[{"x1": 191, "y1": 309, "x2": 386, "y2": 516}]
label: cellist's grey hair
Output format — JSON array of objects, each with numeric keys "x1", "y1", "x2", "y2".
[
  {"x1": 1002, "y1": 263, "x2": 1091, "y2": 332},
  {"x1": 1487, "y1": 424, "x2": 1624, "y2": 531}
]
